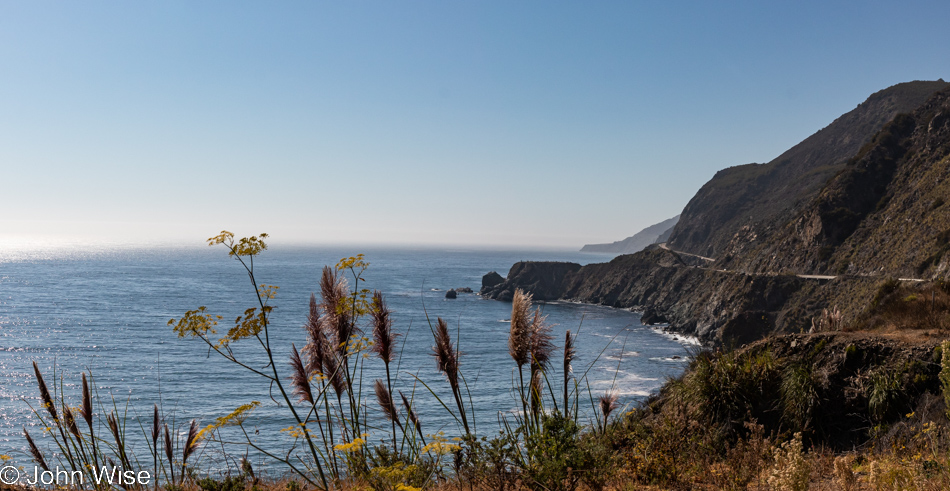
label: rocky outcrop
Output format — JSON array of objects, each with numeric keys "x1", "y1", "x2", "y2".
[
  {"x1": 445, "y1": 289, "x2": 457, "y2": 299},
  {"x1": 484, "y1": 81, "x2": 950, "y2": 347},
  {"x1": 483, "y1": 249, "x2": 826, "y2": 345},
  {"x1": 480, "y1": 261, "x2": 582, "y2": 302},
  {"x1": 639, "y1": 308, "x2": 669, "y2": 325},
  {"x1": 480, "y1": 271, "x2": 505, "y2": 292}
]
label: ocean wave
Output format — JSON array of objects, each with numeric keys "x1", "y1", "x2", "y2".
[
  {"x1": 604, "y1": 350, "x2": 640, "y2": 361},
  {"x1": 649, "y1": 356, "x2": 689, "y2": 363},
  {"x1": 650, "y1": 326, "x2": 702, "y2": 346}
]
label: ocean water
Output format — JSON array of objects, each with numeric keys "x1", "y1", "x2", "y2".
[{"x1": 0, "y1": 244, "x2": 696, "y2": 470}]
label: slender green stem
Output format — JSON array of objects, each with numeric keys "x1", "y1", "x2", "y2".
[{"x1": 231, "y1": 248, "x2": 329, "y2": 489}]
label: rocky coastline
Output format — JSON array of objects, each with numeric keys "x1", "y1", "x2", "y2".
[{"x1": 483, "y1": 81, "x2": 950, "y2": 349}]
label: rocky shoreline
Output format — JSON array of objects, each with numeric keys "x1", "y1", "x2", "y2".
[
  {"x1": 481, "y1": 248, "x2": 908, "y2": 347},
  {"x1": 481, "y1": 82, "x2": 950, "y2": 350}
]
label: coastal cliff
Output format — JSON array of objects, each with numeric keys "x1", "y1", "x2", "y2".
[
  {"x1": 484, "y1": 81, "x2": 950, "y2": 347},
  {"x1": 481, "y1": 261, "x2": 581, "y2": 301},
  {"x1": 668, "y1": 80, "x2": 950, "y2": 259},
  {"x1": 482, "y1": 248, "x2": 884, "y2": 345}
]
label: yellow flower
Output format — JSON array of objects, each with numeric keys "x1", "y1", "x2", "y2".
[
  {"x1": 258, "y1": 284, "x2": 280, "y2": 300},
  {"x1": 421, "y1": 441, "x2": 460, "y2": 455},
  {"x1": 333, "y1": 434, "x2": 368, "y2": 453},
  {"x1": 281, "y1": 423, "x2": 316, "y2": 439},
  {"x1": 213, "y1": 401, "x2": 261, "y2": 428},
  {"x1": 421, "y1": 432, "x2": 460, "y2": 455},
  {"x1": 169, "y1": 306, "x2": 221, "y2": 338},
  {"x1": 195, "y1": 424, "x2": 216, "y2": 441}
]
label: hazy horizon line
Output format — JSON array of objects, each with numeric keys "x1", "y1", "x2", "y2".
[{"x1": 0, "y1": 234, "x2": 617, "y2": 254}]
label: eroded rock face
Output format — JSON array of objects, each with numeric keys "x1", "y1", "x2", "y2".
[
  {"x1": 484, "y1": 83, "x2": 950, "y2": 348},
  {"x1": 480, "y1": 262, "x2": 582, "y2": 302},
  {"x1": 669, "y1": 80, "x2": 950, "y2": 260},
  {"x1": 480, "y1": 271, "x2": 505, "y2": 292},
  {"x1": 738, "y1": 88, "x2": 950, "y2": 279},
  {"x1": 482, "y1": 249, "x2": 837, "y2": 346},
  {"x1": 640, "y1": 308, "x2": 669, "y2": 325}
]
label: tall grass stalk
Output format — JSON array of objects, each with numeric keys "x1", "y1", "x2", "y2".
[
  {"x1": 24, "y1": 363, "x2": 200, "y2": 491},
  {"x1": 22, "y1": 233, "x2": 641, "y2": 491}
]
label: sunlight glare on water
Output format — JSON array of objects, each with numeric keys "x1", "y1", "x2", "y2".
[{"x1": 0, "y1": 243, "x2": 695, "y2": 470}]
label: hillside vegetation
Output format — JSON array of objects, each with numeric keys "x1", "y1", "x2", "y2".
[
  {"x1": 668, "y1": 80, "x2": 949, "y2": 260},
  {"x1": 485, "y1": 80, "x2": 950, "y2": 346},
  {"x1": 474, "y1": 79, "x2": 950, "y2": 489}
]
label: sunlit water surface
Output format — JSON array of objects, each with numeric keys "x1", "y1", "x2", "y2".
[{"x1": 0, "y1": 244, "x2": 695, "y2": 472}]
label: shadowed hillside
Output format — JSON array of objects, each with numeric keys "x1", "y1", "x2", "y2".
[
  {"x1": 484, "y1": 80, "x2": 950, "y2": 347},
  {"x1": 667, "y1": 80, "x2": 949, "y2": 259},
  {"x1": 731, "y1": 86, "x2": 950, "y2": 279}
]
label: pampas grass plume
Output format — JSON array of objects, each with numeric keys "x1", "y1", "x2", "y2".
[
  {"x1": 432, "y1": 318, "x2": 459, "y2": 388},
  {"x1": 509, "y1": 289, "x2": 533, "y2": 367},
  {"x1": 374, "y1": 379, "x2": 399, "y2": 422},
  {"x1": 24, "y1": 427, "x2": 49, "y2": 471},
  {"x1": 600, "y1": 392, "x2": 619, "y2": 423},
  {"x1": 183, "y1": 419, "x2": 200, "y2": 465},
  {"x1": 371, "y1": 291, "x2": 397, "y2": 364},
  {"x1": 529, "y1": 309, "x2": 554, "y2": 371},
  {"x1": 80, "y1": 373, "x2": 93, "y2": 427},
  {"x1": 289, "y1": 343, "x2": 313, "y2": 404},
  {"x1": 399, "y1": 390, "x2": 425, "y2": 443},
  {"x1": 32, "y1": 361, "x2": 58, "y2": 422}
]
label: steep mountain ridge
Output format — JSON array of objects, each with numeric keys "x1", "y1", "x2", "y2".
[
  {"x1": 734, "y1": 85, "x2": 950, "y2": 278},
  {"x1": 483, "y1": 80, "x2": 950, "y2": 346},
  {"x1": 668, "y1": 80, "x2": 949, "y2": 259}
]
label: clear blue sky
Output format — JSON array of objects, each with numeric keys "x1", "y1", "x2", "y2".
[{"x1": 2, "y1": 1, "x2": 948, "y2": 249}]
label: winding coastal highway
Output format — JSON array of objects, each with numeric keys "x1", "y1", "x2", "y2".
[{"x1": 656, "y1": 243, "x2": 922, "y2": 283}]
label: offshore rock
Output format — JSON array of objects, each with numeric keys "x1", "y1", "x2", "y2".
[{"x1": 445, "y1": 289, "x2": 457, "y2": 299}]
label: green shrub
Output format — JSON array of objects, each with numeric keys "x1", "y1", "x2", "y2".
[
  {"x1": 523, "y1": 413, "x2": 586, "y2": 491},
  {"x1": 781, "y1": 363, "x2": 818, "y2": 431},
  {"x1": 197, "y1": 476, "x2": 247, "y2": 491},
  {"x1": 679, "y1": 349, "x2": 779, "y2": 432},
  {"x1": 940, "y1": 340, "x2": 950, "y2": 420},
  {"x1": 871, "y1": 279, "x2": 900, "y2": 310},
  {"x1": 868, "y1": 368, "x2": 905, "y2": 422},
  {"x1": 456, "y1": 433, "x2": 519, "y2": 491}
]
